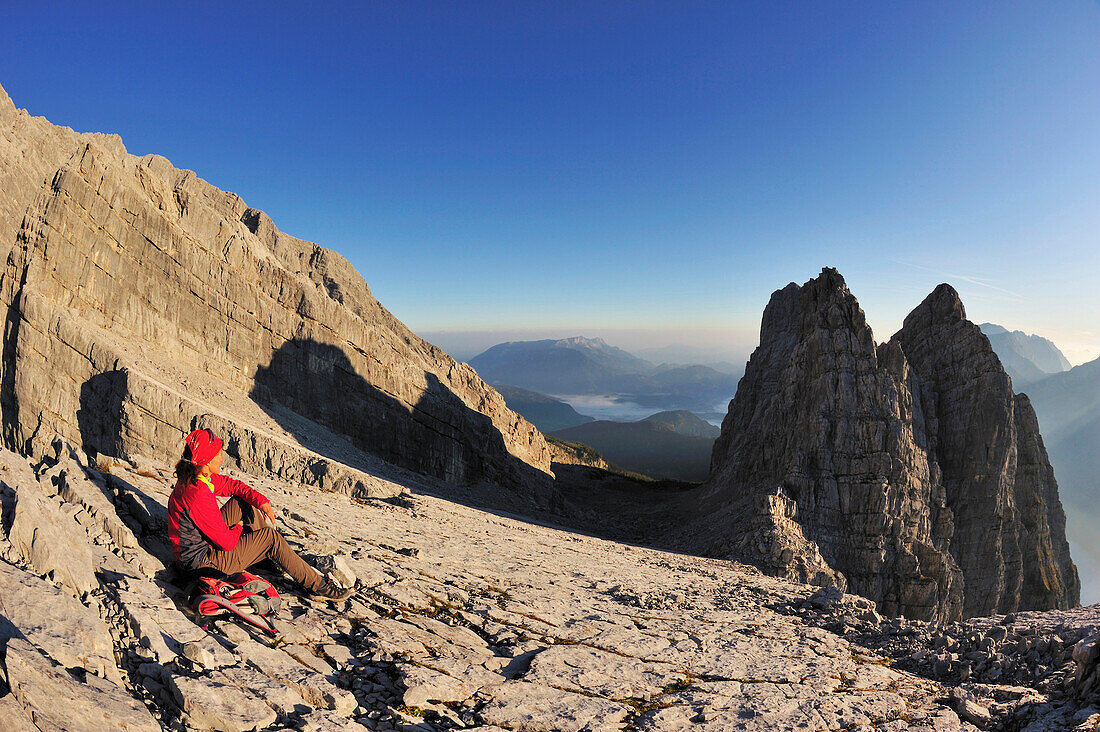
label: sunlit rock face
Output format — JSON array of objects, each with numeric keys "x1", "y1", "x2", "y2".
[
  {"x1": 0, "y1": 81, "x2": 553, "y2": 505},
  {"x1": 706, "y1": 268, "x2": 1078, "y2": 621}
]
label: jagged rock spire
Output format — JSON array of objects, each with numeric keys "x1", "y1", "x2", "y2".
[
  {"x1": 896, "y1": 281, "x2": 1079, "y2": 617},
  {"x1": 704, "y1": 268, "x2": 1078, "y2": 620}
]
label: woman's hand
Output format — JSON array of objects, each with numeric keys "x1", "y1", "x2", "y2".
[{"x1": 259, "y1": 501, "x2": 276, "y2": 527}]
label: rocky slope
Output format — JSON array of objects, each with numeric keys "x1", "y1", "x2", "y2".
[
  {"x1": 2, "y1": 438, "x2": 1098, "y2": 732},
  {"x1": 0, "y1": 82, "x2": 552, "y2": 504},
  {"x1": 693, "y1": 269, "x2": 1078, "y2": 623}
]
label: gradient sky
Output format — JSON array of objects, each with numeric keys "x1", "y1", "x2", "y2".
[{"x1": 2, "y1": 2, "x2": 1098, "y2": 363}]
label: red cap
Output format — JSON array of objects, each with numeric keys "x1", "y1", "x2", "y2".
[{"x1": 185, "y1": 429, "x2": 223, "y2": 467}]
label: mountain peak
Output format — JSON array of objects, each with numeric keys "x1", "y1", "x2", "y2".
[
  {"x1": 907, "y1": 283, "x2": 966, "y2": 329},
  {"x1": 814, "y1": 265, "x2": 847, "y2": 291},
  {"x1": 980, "y1": 322, "x2": 1072, "y2": 383},
  {"x1": 0, "y1": 81, "x2": 16, "y2": 118},
  {"x1": 640, "y1": 410, "x2": 721, "y2": 438},
  {"x1": 555, "y1": 336, "x2": 609, "y2": 349},
  {"x1": 759, "y1": 268, "x2": 871, "y2": 352},
  {"x1": 709, "y1": 273, "x2": 1078, "y2": 621}
]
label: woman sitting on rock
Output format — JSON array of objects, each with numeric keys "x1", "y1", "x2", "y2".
[{"x1": 167, "y1": 428, "x2": 350, "y2": 600}]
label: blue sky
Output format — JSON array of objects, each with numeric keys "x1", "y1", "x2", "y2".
[{"x1": 2, "y1": 2, "x2": 1098, "y2": 362}]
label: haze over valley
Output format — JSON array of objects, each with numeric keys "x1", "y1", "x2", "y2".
[{"x1": 468, "y1": 336, "x2": 742, "y2": 424}]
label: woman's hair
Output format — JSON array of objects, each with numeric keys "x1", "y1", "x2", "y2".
[{"x1": 175, "y1": 445, "x2": 200, "y2": 485}]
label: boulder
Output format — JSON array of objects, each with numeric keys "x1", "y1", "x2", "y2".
[
  {"x1": 0, "y1": 561, "x2": 119, "y2": 683},
  {"x1": 0, "y1": 450, "x2": 98, "y2": 596},
  {"x1": 166, "y1": 672, "x2": 276, "y2": 732},
  {"x1": 3, "y1": 637, "x2": 160, "y2": 732}
]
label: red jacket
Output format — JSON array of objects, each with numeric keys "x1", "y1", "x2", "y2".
[{"x1": 167, "y1": 473, "x2": 269, "y2": 568}]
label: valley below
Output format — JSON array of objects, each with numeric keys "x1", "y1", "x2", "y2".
[{"x1": 547, "y1": 394, "x2": 729, "y2": 428}]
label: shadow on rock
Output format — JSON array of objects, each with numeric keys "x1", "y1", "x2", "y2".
[
  {"x1": 77, "y1": 369, "x2": 128, "y2": 459},
  {"x1": 249, "y1": 338, "x2": 556, "y2": 506}
]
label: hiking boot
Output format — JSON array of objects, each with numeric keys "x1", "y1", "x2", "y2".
[{"x1": 310, "y1": 580, "x2": 352, "y2": 601}]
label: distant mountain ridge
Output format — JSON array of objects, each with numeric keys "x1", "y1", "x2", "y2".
[
  {"x1": 979, "y1": 323, "x2": 1071, "y2": 386},
  {"x1": 468, "y1": 337, "x2": 740, "y2": 413},
  {"x1": 640, "y1": 410, "x2": 721, "y2": 438},
  {"x1": 977, "y1": 326, "x2": 1099, "y2": 604},
  {"x1": 469, "y1": 337, "x2": 653, "y2": 394},
  {"x1": 551, "y1": 409, "x2": 719, "y2": 482},
  {"x1": 494, "y1": 384, "x2": 595, "y2": 433},
  {"x1": 634, "y1": 343, "x2": 747, "y2": 375},
  {"x1": 1020, "y1": 356, "x2": 1100, "y2": 603},
  {"x1": 1025, "y1": 356, "x2": 1100, "y2": 439}
]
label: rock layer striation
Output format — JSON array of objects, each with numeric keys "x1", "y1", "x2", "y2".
[
  {"x1": 702, "y1": 268, "x2": 1078, "y2": 621},
  {"x1": 0, "y1": 81, "x2": 552, "y2": 503}
]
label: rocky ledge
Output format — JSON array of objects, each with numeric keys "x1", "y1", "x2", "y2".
[{"x1": 0, "y1": 438, "x2": 1097, "y2": 731}]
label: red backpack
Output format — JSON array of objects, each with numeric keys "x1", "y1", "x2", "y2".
[{"x1": 193, "y1": 571, "x2": 281, "y2": 635}]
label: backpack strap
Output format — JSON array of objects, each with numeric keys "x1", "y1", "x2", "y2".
[
  {"x1": 194, "y1": 593, "x2": 279, "y2": 635},
  {"x1": 227, "y1": 572, "x2": 282, "y2": 615},
  {"x1": 193, "y1": 572, "x2": 281, "y2": 635}
]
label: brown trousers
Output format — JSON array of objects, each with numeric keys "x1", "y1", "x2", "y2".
[{"x1": 197, "y1": 496, "x2": 323, "y2": 591}]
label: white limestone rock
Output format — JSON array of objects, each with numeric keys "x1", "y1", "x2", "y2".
[
  {"x1": 525, "y1": 644, "x2": 686, "y2": 700},
  {"x1": 182, "y1": 636, "x2": 238, "y2": 670},
  {"x1": 166, "y1": 672, "x2": 277, "y2": 732},
  {"x1": 320, "y1": 643, "x2": 353, "y2": 670},
  {"x1": 233, "y1": 635, "x2": 357, "y2": 715},
  {"x1": 0, "y1": 561, "x2": 119, "y2": 683},
  {"x1": 0, "y1": 450, "x2": 98, "y2": 596},
  {"x1": 0, "y1": 691, "x2": 37, "y2": 732},
  {"x1": 3, "y1": 637, "x2": 160, "y2": 732},
  {"x1": 218, "y1": 665, "x2": 312, "y2": 717},
  {"x1": 298, "y1": 708, "x2": 360, "y2": 731},
  {"x1": 477, "y1": 680, "x2": 630, "y2": 732}
]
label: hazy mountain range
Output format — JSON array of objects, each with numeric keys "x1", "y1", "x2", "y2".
[
  {"x1": 551, "y1": 410, "x2": 720, "y2": 482},
  {"x1": 469, "y1": 336, "x2": 742, "y2": 414},
  {"x1": 492, "y1": 384, "x2": 595, "y2": 433},
  {"x1": 979, "y1": 323, "x2": 1072, "y2": 386},
  {"x1": 980, "y1": 324, "x2": 1099, "y2": 604},
  {"x1": 1023, "y1": 357, "x2": 1100, "y2": 603},
  {"x1": 632, "y1": 343, "x2": 746, "y2": 374},
  {"x1": 493, "y1": 382, "x2": 721, "y2": 481},
  {"x1": 473, "y1": 336, "x2": 741, "y2": 481}
]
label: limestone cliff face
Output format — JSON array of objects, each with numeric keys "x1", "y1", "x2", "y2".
[
  {"x1": 895, "y1": 284, "x2": 1079, "y2": 617},
  {"x1": 706, "y1": 269, "x2": 963, "y2": 621},
  {"x1": 705, "y1": 268, "x2": 1078, "y2": 621},
  {"x1": 0, "y1": 82, "x2": 553, "y2": 500}
]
